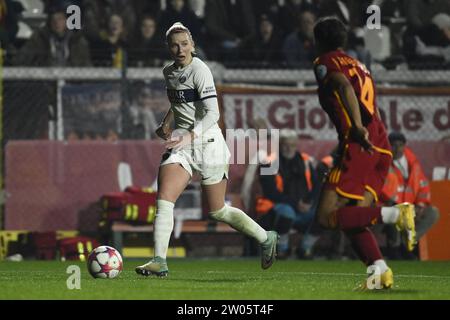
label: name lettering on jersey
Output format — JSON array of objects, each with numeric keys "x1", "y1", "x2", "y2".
[
  {"x1": 167, "y1": 89, "x2": 200, "y2": 104},
  {"x1": 335, "y1": 56, "x2": 370, "y2": 75},
  {"x1": 202, "y1": 86, "x2": 216, "y2": 95},
  {"x1": 336, "y1": 56, "x2": 358, "y2": 67}
]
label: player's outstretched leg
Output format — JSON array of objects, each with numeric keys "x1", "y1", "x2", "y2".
[
  {"x1": 209, "y1": 205, "x2": 279, "y2": 269},
  {"x1": 203, "y1": 179, "x2": 279, "y2": 270}
]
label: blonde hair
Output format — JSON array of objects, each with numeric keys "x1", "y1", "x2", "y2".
[{"x1": 166, "y1": 22, "x2": 194, "y2": 43}]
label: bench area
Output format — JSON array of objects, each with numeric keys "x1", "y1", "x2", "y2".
[{"x1": 111, "y1": 220, "x2": 239, "y2": 257}]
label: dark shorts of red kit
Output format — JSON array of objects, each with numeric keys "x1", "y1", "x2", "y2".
[{"x1": 325, "y1": 122, "x2": 392, "y2": 202}]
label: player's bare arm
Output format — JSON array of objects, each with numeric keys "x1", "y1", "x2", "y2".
[
  {"x1": 156, "y1": 108, "x2": 174, "y2": 140},
  {"x1": 164, "y1": 130, "x2": 196, "y2": 150},
  {"x1": 328, "y1": 72, "x2": 374, "y2": 152}
]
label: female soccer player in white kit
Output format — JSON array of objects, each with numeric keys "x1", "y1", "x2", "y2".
[{"x1": 135, "y1": 23, "x2": 279, "y2": 277}]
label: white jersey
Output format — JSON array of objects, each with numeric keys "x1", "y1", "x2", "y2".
[
  {"x1": 161, "y1": 57, "x2": 230, "y2": 185},
  {"x1": 163, "y1": 57, "x2": 220, "y2": 136}
]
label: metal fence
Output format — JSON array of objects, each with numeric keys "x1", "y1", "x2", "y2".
[{"x1": 2, "y1": 65, "x2": 450, "y2": 143}]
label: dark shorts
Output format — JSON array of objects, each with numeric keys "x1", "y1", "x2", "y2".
[{"x1": 325, "y1": 140, "x2": 392, "y2": 202}]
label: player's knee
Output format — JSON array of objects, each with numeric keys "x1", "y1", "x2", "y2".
[
  {"x1": 209, "y1": 205, "x2": 228, "y2": 222},
  {"x1": 157, "y1": 190, "x2": 177, "y2": 203}
]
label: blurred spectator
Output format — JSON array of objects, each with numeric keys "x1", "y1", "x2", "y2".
[
  {"x1": 128, "y1": 0, "x2": 162, "y2": 22},
  {"x1": 316, "y1": 0, "x2": 370, "y2": 28},
  {"x1": 204, "y1": 0, "x2": 256, "y2": 64},
  {"x1": 105, "y1": 128, "x2": 119, "y2": 142},
  {"x1": 379, "y1": 0, "x2": 406, "y2": 24},
  {"x1": 239, "y1": 13, "x2": 283, "y2": 67},
  {"x1": 378, "y1": 0, "x2": 407, "y2": 57},
  {"x1": 13, "y1": 7, "x2": 91, "y2": 66},
  {"x1": 282, "y1": 9, "x2": 316, "y2": 68},
  {"x1": 403, "y1": 0, "x2": 450, "y2": 68},
  {"x1": 129, "y1": 15, "x2": 167, "y2": 67},
  {"x1": 89, "y1": 13, "x2": 129, "y2": 67},
  {"x1": 405, "y1": 0, "x2": 450, "y2": 30},
  {"x1": 188, "y1": 0, "x2": 206, "y2": 18},
  {"x1": 251, "y1": 0, "x2": 280, "y2": 15},
  {"x1": 256, "y1": 129, "x2": 320, "y2": 259},
  {"x1": 83, "y1": 0, "x2": 137, "y2": 42},
  {"x1": 316, "y1": 146, "x2": 338, "y2": 186},
  {"x1": 403, "y1": 13, "x2": 450, "y2": 68},
  {"x1": 67, "y1": 130, "x2": 82, "y2": 141},
  {"x1": 251, "y1": 0, "x2": 282, "y2": 32},
  {"x1": 129, "y1": 84, "x2": 168, "y2": 140},
  {"x1": 0, "y1": 0, "x2": 24, "y2": 49},
  {"x1": 380, "y1": 132, "x2": 440, "y2": 259},
  {"x1": 347, "y1": 28, "x2": 371, "y2": 70},
  {"x1": 43, "y1": 0, "x2": 82, "y2": 12},
  {"x1": 157, "y1": 0, "x2": 204, "y2": 46},
  {"x1": 278, "y1": 0, "x2": 317, "y2": 37},
  {"x1": 427, "y1": 13, "x2": 450, "y2": 47}
]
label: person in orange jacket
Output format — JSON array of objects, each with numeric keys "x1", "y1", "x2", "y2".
[
  {"x1": 256, "y1": 129, "x2": 320, "y2": 258},
  {"x1": 380, "y1": 132, "x2": 440, "y2": 258}
]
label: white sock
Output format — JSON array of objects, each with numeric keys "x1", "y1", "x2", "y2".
[
  {"x1": 153, "y1": 199, "x2": 175, "y2": 259},
  {"x1": 210, "y1": 205, "x2": 268, "y2": 243},
  {"x1": 373, "y1": 259, "x2": 389, "y2": 274},
  {"x1": 381, "y1": 207, "x2": 400, "y2": 224}
]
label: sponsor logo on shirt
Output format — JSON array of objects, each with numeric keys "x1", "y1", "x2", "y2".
[{"x1": 167, "y1": 89, "x2": 200, "y2": 103}]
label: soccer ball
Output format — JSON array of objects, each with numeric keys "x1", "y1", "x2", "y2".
[{"x1": 87, "y1": 246, "x2": 123, "y2": 279}]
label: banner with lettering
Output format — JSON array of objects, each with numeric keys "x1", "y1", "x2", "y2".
[{"x1": 219, "y1": 86, "x2": 450, "y2": 141}]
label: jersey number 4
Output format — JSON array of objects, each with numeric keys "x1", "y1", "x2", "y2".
[{"x1": 349, "y1": 67, "x2": 375, "y2": 115}]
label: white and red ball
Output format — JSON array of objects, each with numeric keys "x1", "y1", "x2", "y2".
[{"x1": 87, "y1": 246, "x2": 123, "y2": 279}]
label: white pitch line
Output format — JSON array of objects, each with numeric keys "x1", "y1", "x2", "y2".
[{"x1": 205, "y1": 270, "x2": 450, "y2": 279}]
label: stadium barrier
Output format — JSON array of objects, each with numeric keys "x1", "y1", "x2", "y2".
[
  {"x1": 2, "y1": 67, "x2": 450, "y2": 144},
  {"x1": 218, "y1": 85, "x2": 450, "y2": 141},
  {"x1": 4, "y1": 140, "x2": 449, "y2": 232}
]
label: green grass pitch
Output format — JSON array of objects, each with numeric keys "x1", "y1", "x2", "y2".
[{"x1": 1, "y1": 259, "x2": 450, "y2": 300}]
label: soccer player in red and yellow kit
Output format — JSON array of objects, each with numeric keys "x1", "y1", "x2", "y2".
[{"x1": 312, "y1": 17, "x2": 416, "y2": 289}]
